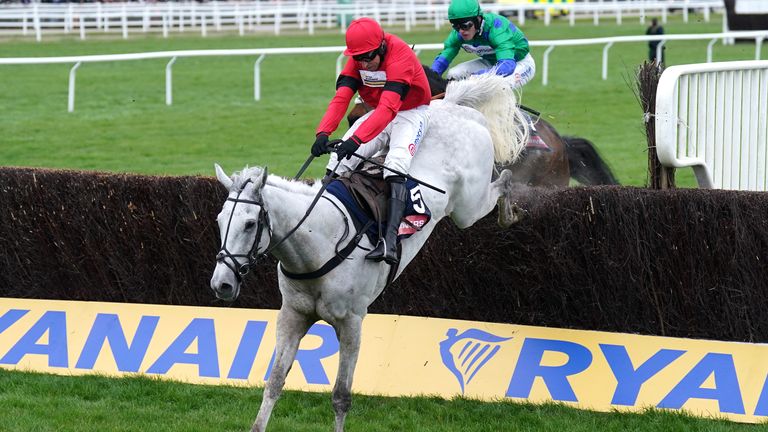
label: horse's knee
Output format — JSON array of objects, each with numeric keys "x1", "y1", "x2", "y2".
[
  {"x1": 332, "y1": 387, "x2": 352, "y2": 415},
  {"x1": 492, "y1": 169, "x2": 514, "y2": 191},
  {"x1": 495, "y1": 172, "x2": 528, "y2": 227}
]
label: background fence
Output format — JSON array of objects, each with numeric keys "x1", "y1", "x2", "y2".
[
  {"x1": 0, "y1": 0, "x2": 723, "y2": 41},
  {"x1": 3, "y1": 30, "x2": 767, "y2": 112},
  {"x1": 656, "y1": 60, "x2": 768, "y2": 190}
]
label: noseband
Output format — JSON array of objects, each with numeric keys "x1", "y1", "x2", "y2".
[{"x1": 215, "y1": 178, "x2": 272, "y2": 282}]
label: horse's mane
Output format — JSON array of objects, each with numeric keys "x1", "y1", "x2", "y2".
[
  {"x1": 232, "y1": 166, "x2": 320, "y2": 196},
  {"x1": 266, "y1": 174, "x2": 321, "y2": 196},
  {"x1": 443, "y1": 70, "x2": 529, "y2": 164}
]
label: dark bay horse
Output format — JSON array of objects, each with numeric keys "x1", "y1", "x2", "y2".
[{"x1": 347, "y1": 66, "x2": 619, "y2": 187}]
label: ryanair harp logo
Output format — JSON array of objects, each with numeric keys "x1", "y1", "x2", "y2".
[{"x1": 439, "y1": 328, "x2": 513, "y2": 393}]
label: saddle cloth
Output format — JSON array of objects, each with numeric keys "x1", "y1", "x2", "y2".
[
  {"x1": 521, "y1": 111, "x2": 549, "y2": 151},
  {"x1": 326, "y1": 164, "x2": 432, "y2": 245}
]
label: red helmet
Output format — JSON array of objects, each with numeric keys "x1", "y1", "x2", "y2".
[{"x1": 343, "y1": 18, "x2": 384, "y2": 56}]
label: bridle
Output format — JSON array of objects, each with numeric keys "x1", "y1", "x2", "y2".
[{"x1": 215, "y1": 177, "x2": 273, "y2": 282}]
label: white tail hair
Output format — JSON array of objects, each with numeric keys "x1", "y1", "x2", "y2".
[{"x1": 443, "y1": 72, "x2": 529, "y2": 165}]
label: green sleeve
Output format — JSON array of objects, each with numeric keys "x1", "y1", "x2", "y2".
[
  {"x1": 486, "y1": 13, "x2": 530, "y2": 61},
  {"x1": 437, "y1": 31, "x2": 462, "y2": 63}
]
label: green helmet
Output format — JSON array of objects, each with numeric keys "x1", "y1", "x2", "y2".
[{"x1": 448, "y1": 0, "x2": 481, "y2": 21}]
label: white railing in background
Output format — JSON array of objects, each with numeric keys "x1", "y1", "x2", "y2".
[
  {"x1": 2, "y1": 31, "x2": 766, "y2": 112},
  {"x1": 656, "y1": 60, "x2": 768, "y2": 190},
  {"x1": 0, "y1": 0, "x2": 723, "y2": 42}
]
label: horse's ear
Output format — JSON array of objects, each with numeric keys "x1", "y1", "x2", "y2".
[
  {"x1": 261, "y1": 166, "x2": 268, "y2": 187},
  {"x1": 215, "y1": 163, "x2": 233, "y2": 190}
]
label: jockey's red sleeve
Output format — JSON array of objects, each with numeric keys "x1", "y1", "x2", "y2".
[
  {"x1": 353, "y1": 89, "x2": 403, "y2": 143},
  {"x1": 315, "y1": 85, "x2": 356, "y2": 136}
]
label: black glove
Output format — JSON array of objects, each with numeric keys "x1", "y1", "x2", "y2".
[
  {"x1": 335, "y1": 136, "x2": 360, "y2": 160},
  {"x1": 311, "y1": 133, "x2": 330, "y2": 157}
]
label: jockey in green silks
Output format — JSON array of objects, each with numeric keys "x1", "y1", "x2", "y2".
[{"x1": 431, "y1": 0, "x2": 536, "y2": 89}]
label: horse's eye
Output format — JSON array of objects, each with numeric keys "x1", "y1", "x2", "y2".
[{"x1": 244, "y1": 221, "x2": 256, "y2": 230}]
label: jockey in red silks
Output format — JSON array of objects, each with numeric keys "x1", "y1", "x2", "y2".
[{"x1": 310, "y1": 17, "x2": 431, "y2": 266}]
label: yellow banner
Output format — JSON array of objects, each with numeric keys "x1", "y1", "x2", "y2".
[{"x1": 1, "y1": 298, "x2": 767, "y2": 423}]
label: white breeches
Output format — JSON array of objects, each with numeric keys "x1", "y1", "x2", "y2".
[
  {"x1": 445, "y1": 53, "x2": 536, "y2": 89},
  {"x1": 327, "y1": 105, "x2": 430, "y2": 179}
]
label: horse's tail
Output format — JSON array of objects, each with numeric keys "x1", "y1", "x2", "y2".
[
  {"x1": 563, "y1": 136, "x2": 620, "y2": 185},
  {"x1": 443, "y1": 73, "x2": 528, "y2": 165}
]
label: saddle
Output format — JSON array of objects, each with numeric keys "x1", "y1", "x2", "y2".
[
  {"x1": 326, "y1": 157, "x2": 432, "y2": 246},
  {"x1": 337, "y1": 158, "x2": 389, "y2": 230}
]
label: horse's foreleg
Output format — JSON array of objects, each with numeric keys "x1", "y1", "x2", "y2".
[
  {"x1": 331, "y1": 314, "x2": 363, "y2": 432},
  {"x1": 252, "y1": 306, "x2": 313, "y2": 432},
  {"x1": 495, "y1": 170, "x2": 528, "y2": 227}
]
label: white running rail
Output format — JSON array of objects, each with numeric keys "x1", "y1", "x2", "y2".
[
  {"x1": 655, "y1": 60, "x2": 768, "y2": 190},
  {"x1": 0, "y1": 0, "x2": 723, "y2": 42},
  {"x1": 1, "y1": 31, "x2": 766, "y2": 112}
]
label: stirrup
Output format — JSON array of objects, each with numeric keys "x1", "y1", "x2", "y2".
[
  {"x1": 366, "y1": 239, "x2": 398, "y2": 265},
  {"x1": 365, "y1": 239, "x2": 387, "y2": 261}
]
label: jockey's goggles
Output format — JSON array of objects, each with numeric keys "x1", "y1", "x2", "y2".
[
  {"x1": 450, "y1": 19, "x2": 475, "y2": 31},
  {"x1": 352, "y1": 49, "x2": 379, "y2": 62}
]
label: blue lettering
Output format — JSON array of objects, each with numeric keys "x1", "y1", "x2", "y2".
[
  {"x1": 0, "y1": 311, "x2": 68, "y2": 367},
  {"x1": 0, "y1": 309, "x2": 29, "y2": 334},
  {"x1": 227, "y1": 320, "x2": 268, "y2": 380},
  {"x1": 601, "y1": 344, "x2": 685, "y2": 406},
  {"x1": 147, "y1": 318, "x2": 220, "y2": 378},
  {"x1": 658, "y1": 353, "x2": 745, "y2": 414},
  {"x1": 265, "y1": 323, "x2": 339, "y2": 385},
  {"x1": 75, "y1": 314, "x2": 160, "y2": 372},
  {"x1": 754, "y1": 373, "x2": 768, "y2": 416},
  {"x1": 506, "y1": 338, "x2": 592, "y2": 402}
]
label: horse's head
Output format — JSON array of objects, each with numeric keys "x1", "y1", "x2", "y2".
[{"x1": 210, "y1": 163, "x2": 271, "y2": 302}]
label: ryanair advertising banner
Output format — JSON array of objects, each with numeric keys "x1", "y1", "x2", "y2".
[{"x1": 1, "y1": 297, "x2": 767, "y2": 424}]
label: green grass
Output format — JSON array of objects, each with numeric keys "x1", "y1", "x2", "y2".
[
  {"x1": 0, "y1": 14, "x2": 763, "y2": 185},
  {"x1": 0, "y1": 369, "x2": 759, "y2": 432}
]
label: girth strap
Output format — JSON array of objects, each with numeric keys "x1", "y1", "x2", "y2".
[{"x1": 280, "y1": 219, "x2": 374, "y2": 280}]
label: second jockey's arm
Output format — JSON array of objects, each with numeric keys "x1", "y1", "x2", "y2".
[
  {"x1": 431, "y1": 56, "x2": 450, "y2": 76},
  {"x1": 492, "y1": 58, "x2": 517, "y2": 76},
  {"x1": 432, "y1": 34, "x2": 461, "y2": 75},
  {"x1": 484, "y1": 34, "x2": 522, "y2": 77}
]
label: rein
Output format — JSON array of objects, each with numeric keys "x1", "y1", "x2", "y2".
[{"x1": 215, "y1": 178, "x2": 272, "y2": 282}]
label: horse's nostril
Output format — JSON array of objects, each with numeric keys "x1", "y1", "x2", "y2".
[{"x1": 220, "y1": 283, "x2": 233, "y2": 293}]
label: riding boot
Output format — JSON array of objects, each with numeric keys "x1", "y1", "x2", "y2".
[{"x1": 366, "y1": 176, "x2": 407, "y2": 265}]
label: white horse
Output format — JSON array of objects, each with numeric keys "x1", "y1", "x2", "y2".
[{"x1": 210, "y1": 73, "x2": 527, "y2": 432}]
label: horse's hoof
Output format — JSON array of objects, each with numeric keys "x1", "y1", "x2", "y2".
[
  {"x1": 508, "y1": 204, "x2": 528, "y2": 224},
  {"x1": 497, "y1": 198, "x2": 527, "y2": 228}
]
